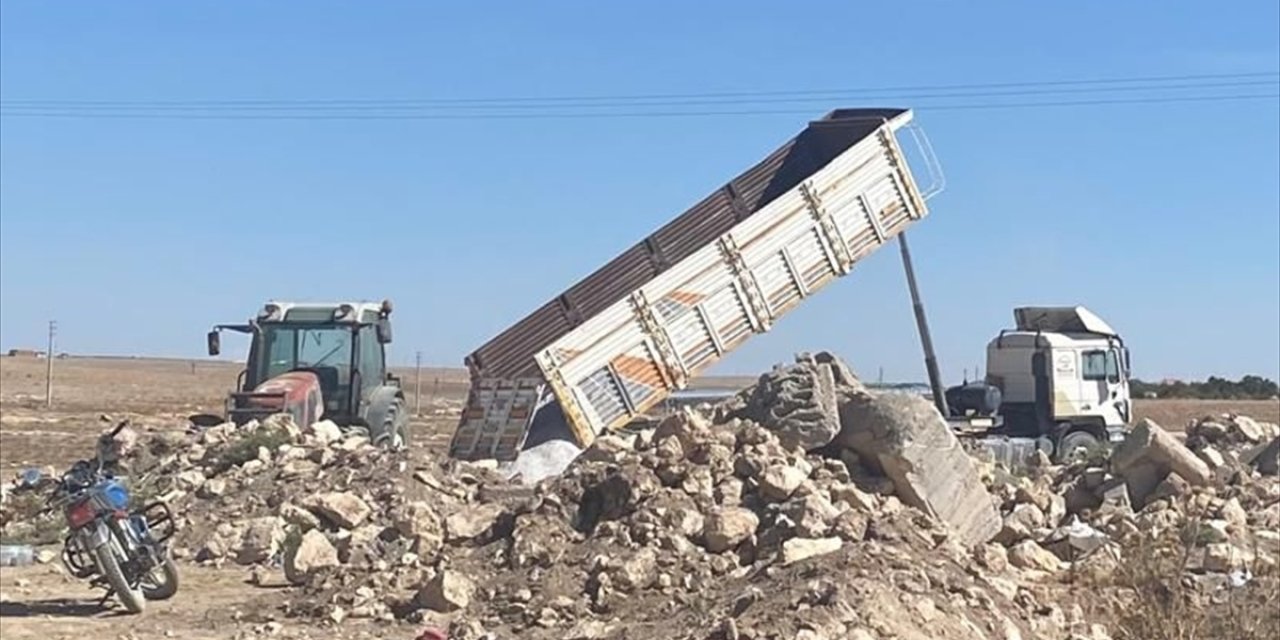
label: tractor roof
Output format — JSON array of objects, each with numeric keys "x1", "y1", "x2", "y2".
[{"x1": 258, "y1": 300, "x2": 390, "y2": 324}]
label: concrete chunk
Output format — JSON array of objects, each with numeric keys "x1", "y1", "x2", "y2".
[
  {"x1": 834, "y1": 390, "x2": 1000, "y2": 547},
  {"x1": 1243, "y1": 437, "x2": 1279, "y2": 476},
  {"x1": 780, "y1": 537, "x2": 843, "y2": 565},
  {"x1": 1111, "y1": 419, "x2": 1213, "y2": 508},
  {"x1": 736, "y1": 354, "x2": 842, "y2": 452}
]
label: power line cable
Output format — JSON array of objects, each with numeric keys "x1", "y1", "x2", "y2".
[
  {"x1": 3, "y1": 92, "x2": 1276, "y2": 120},
  {"x1": 3, "y1": 70, "x2": 1276, "y2": 108},
  {"x1": 3, "y1": 78, "x2": 1274, "y2": 112}
]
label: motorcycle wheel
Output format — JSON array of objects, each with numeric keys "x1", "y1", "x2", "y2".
[
  {"x1": 93, "y1": 535, "x2": 145, "y2": 614},
  {"x1": 142, "y1": 555, "x2": 180, "y2": 600}
]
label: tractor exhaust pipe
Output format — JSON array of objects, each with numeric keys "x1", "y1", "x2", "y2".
[{"x1": 897, "y1": 233, "x2": 949, "y2": 417}]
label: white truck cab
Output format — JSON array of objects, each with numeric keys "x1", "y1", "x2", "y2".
[{"x1": 953, "y1": 306, "x2": 1131, "y2": 459}]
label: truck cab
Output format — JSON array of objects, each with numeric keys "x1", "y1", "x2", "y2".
[{"x1": 949, "y1": 306, "x2": 1131, "y2": 460}]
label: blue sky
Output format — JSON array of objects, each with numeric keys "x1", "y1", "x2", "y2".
[{"x1": 1, "y1": 1, "x2": 1277, "y2": 383}]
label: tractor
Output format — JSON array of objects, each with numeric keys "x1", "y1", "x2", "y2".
[{"x1": 197, "y1": 300, "x2": 409, "y2": 448}]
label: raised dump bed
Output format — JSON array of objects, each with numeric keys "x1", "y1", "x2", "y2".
[{"x1": 450, "y1": 108, "x2": 941, "y2": 462}]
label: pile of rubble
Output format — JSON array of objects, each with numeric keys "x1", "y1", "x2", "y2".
[{"x1": 2, "y1": 352, "x2": 1277, "y2": 640}]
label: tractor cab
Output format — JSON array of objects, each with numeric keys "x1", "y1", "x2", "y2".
[{"x1": 201, "y1": 300, "x2": 409, "y2": 448}]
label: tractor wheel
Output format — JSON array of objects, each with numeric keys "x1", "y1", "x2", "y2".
[{"x1": 371, "y1": 399, "x2": 407, "y2": 450}]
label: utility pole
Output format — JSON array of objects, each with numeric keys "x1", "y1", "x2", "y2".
[
  {"x1": 45, "y1": 320, "x2": 56, "y2": 408},
  {"x1": 897, "y1": 233, "x2": 949, "y2": 417},
  {"x1": 414, "y1": 351, "x2": 423, "y2": 417}
]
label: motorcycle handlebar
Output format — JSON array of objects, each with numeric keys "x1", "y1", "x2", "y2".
[{"x1": 109, "y1": 419, "x2": 130, "y2": 438}]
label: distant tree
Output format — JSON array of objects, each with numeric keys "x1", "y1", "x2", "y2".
[{"x1": 1129, "y1": 375, "x2": 1278, "y2": 400}]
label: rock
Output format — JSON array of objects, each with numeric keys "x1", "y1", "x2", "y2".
[
  {"x1": 1008, "y1": 540, "x2": 1061, "y2": 572},
  {"x1": 1197, "y1": 447, "x2": 1226, "y2": 469},
  {"x1": 304, "y1": 492, "x2": 372, "y2": 529},
  {"x1": 778, "y1": 493, "x2": 841, "y2": 538},
  {"x1": 612, "y1": 548, "x2": 658, "y2": 592},
  {"x1": 835, "y1": 390, "x2": 1001, "y2": 547},
  {"x1": 1230, "y1": 416, "x2": 1265, "y2": 443},
  {"x1": 279, "y1": 502, "x2": 321, "y2": 531},
  {"x1": 176, "y1": 470, "x2": 206, "y2": 491},
  {"x1": 417, "y1": 570, "x2": 475, "y2": 612},
  {"x1": 662, "y1": 508, "x2": 705, "y2": 539},
  {"x1": 33, "y1": 548, "x2": 57, "y2": 565},
  {"x1": 829, "y1": 482, "x2": 879, "y2": 512},
  {"x1": 714, "y1": 477, "x2": 745, "y2": 506},
  {"x1": 278, "y1": 459, "x2": 320, "y2": 479},
  {"x1": 1218, "y1": 498, "x2": 1248, "y2": 530},
  {"x1": 654, "y1": 409, "x2": 713, "y2": 454},
  {"x1": 283, "y1": 529, "x2": 340, "y2": 585},
  {"x1": 307, "y1": 420, "x2": 344, "y2": 445},
  {"x1": 832, "y1": 510, "x2": 869, "y2": 542},
  {"x1": 1097, "y1": 478, "x2": 1133, "y2": 512},
  {"x1": 579, "y1": 435, "x2": 634, "y2": 464},
  {"x1": 393, "y1": 502, "x2": 446, "y2": 554},
  {"x1": 445, "y1": 503, "x2": 508, "y2": 542},
  {"x1": 780, "y1": 536, "x2": 843, "y2": 565},
  {"x1": 198, "y1": 478, "x2": 228, "y2": 499},
  {"x1": 1042, "y1": 517, "x2": 1109, "y2": 559},
  {"x1": 759, "y1": 465, "x2": 808, "y2": 502},
  {"x1": 1151, "y1": 474, "x2": 1189, "y2": 501},
  {"x1": 1245, "y1": 437, "x2": 1279, "y2": 476},
  {"x1": 735, "y1": 355, "x2": 843, "y2": 451},
  {"x1": 975, "y1": 543, "x2": 1010, "y2": 572},
  {"x1": 993, "y1": 520, "x2": 1032, "y2": 546},
  {"x1": 703, "y1": 507, "x2": 759, "y2": 553},
  {"x1": 236, "y1": 517, "x2": 286, "y2": 565},
  {"x1": 1111, "y1": 419, "x2": 1213, "y2": 508},
  {"x1": 338, "y1": 435, "x2": 370, "y2": 451},
  {"x1": 240, "y1": 459, "x2": 266, "y2": 475},
  {"x1": 1005, "y1": 503, "x2": 1047, "y2": 532},
  {"x1": 1191, "y1": 420, "x2": 1229, "y2": 442},
  {"x1": 1203, "y1": 543, "x2": 1239, "y2": 572}
]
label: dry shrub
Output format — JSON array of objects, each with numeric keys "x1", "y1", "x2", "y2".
[{"x1": 1097, "y1": 502, "x2": 1280, "y2": 640}]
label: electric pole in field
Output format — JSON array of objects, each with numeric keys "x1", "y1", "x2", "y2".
[
  {"x1": 45, "y1": 320, "x2": 56, "y2": 408},
  {"x1": 414, "y1": 351, "x2": 423, "y2": 417}
]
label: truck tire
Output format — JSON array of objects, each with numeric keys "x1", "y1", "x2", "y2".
[
  {"x1": 94, "y1": 533, "x2": 145, "y2": 614},
  {"x1": 1056, "y1": 430, "x2": 1101, "y2": 464}
]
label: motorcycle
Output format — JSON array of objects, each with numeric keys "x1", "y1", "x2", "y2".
[{"x1": 45, "y1": 420, "x2": 180, "y2": 613}]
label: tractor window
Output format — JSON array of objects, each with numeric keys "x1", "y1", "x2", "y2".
[
  {"x1": 1081, "y1": 351, "x2": 1108, "y2": 381},
  {"x1": 358, "y1": 325, "x2": 385, "y2": 388},
  {"x1": 260, "y1": 324, "x2": 354, "y2": 384},
  {"x1": 1106, "y1": 350, "x2": 1121, "y2": 383}
]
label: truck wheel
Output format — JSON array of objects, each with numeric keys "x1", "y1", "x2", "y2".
[{"x1": 1056, "y1": 430, "x2": 1100, "y2": 464}]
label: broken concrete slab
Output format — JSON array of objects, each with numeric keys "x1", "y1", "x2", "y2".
[
  {"x1": 834, "y1": 390, "x2": 1000, "y2": 547},
  {"x1": 1242, "y1": 437, "x2": 1279, "y2": 476},
  {"x1": 780, "y1": 536, "x2": 843, "y2": 565},
  {"x1": 734, "y1": 354, "x2": 842, "y2": 452},
  {"x1": 1110, "y1": 418, "x2": 1213, "y2": 508}
]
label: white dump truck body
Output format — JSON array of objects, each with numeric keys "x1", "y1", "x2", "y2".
[{"x1": 450, "y1": 108, "x2": 941, "y2": 462}]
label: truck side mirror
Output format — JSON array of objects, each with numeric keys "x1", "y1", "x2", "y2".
[
  {"x1": 207, "y1": 330, "x2": 221, "y2": 356},
  {"x1": 376, "y1": 318, "x2": 393, "y2": 344}
]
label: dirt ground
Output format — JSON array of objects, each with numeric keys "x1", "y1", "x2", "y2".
[{"x1": 1, "y1": 355, "x2": 1276, "y2": 638}]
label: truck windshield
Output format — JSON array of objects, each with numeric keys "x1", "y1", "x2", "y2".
[{"x1": 258, "y1": 323, "x2": 354, "y2": 384}]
